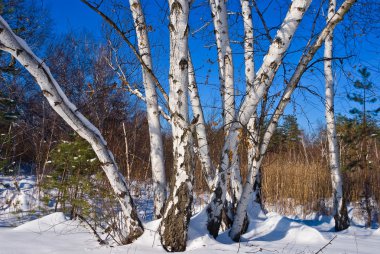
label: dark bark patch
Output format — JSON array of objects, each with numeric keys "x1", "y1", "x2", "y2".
[
  {"x1": 179, "y1": 58, "x2": 188, "y2": 70},
  {"x1": 170, "y1": 1, "x2": 183, "y2": 14},
  {"x1": 334, "y1": 196, "x2": 350, "y2": 231},
  {"x1": 269, "y1": 61, "x2": 278, "y2": 70},
  {"x1": 16, "y1": 49, "x2": 23, "y2": 56},
  {"x1": 160, "y1": 182, "x2": 192, "y2": 252},
  {"x1": 118, "y1": 191, "x2": 127, "y2": 199},
  {"x1": 42, "y1": 89, "x2": 53, "y2": 97},
  {"x1": 297, "y1": 7, "x2": 305, "y2": 12}
]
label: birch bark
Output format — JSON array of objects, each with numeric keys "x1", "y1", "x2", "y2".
[
  {"x1": 159, "y1": 0, "x2": 193, "y2": 251},
  {"x1": 208, "y1": 0, "x2": 242, "y2": 225},
  {"x1": 230, "y1": 0, "x2": 357, "y2": 241},
  {"x1": 241, "y1": 0, "x2": 259, "y2": 196},
  {"x1": 129, "y1": 0, "x2": 167, "y2": 219},
  {"x1": 0, "y1": 16, "x2": 143, "y2": 244},
  {"x1": 238, "y1": 0, "x2": 312, "y2": 124},
  {"x1": 207, "y1": 0, "x2": 312, "y2": 237},
  {"x1": 324, "y1": 0, "x2": 349, "y2": 231},
  {"x1": 188, "y1": 53, "x2": 215, "y2": 190}
]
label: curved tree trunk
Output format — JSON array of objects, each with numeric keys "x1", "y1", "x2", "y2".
[
  {"x1": 229, "y1": 0, "x2": 356, "y2": 241},
  {"x1": 0, "y1": 16, "x2": 143, "y2": 244},
  {"x1": 129, "y1": 0, "x2": 167, "y2": 219},
  {"x1": 207, "y1": 0, "x2": 312, "y2": 238},
  {"x1": 324, "y1": 0, "x2": 349, "y2": 231},
  {"x1": 159, "y1": 1, "x2": 193, "y2": 252}
]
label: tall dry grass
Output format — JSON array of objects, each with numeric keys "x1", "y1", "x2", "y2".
[
  {"x1": 260, "y1": 151, "x2": 380, "y2": 221},
  {"x1": 261, "y1": 154, "x2": 331, "y2": 216}
]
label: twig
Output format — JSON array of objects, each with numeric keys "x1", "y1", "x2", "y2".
[
  {"x1": 252, "y1": 1, "x2": 272, "y2": 41},
  {"x1": 315, "y1": 235, "x2": 337, "y2": 254},
  {"x1": 80, "y1": 0, "x2": 169, "y2": 106},
  {"x1": 76, "y1": 214, "x2": 107, "y2": 245}
]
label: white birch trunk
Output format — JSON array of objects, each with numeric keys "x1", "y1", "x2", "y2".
[
  {"x1": 230, "y1": 0, "x2": 357, "y2": 240},
  {"x1": 159, "y1": 1, "x2": 193, "y2": 251},
  {"x1": 207, "y1": 0, "x2": 311, "y2": 237},
  {"x1": 188, "y1": 53, "x2": 215, "y2": 190},
  {"x1": 0, "y1": 16, "x2": 143, "y2": 244},
  {"x1": 129, "y1": 0, "x2": 167, "y2": 219},
  {"x1": 225, "y1": 48, "x2": 243, "y2": 206},
  {"x1": 229, "y1": 1, "x2": 260, "y2": 238},
  {"x1": 122, "y1": 122, "x2": 131, "y2": 182},
  {"x1": 324, "y1": 0, "x2": 349, "y2": 231},
  {"x1": 241, "y1": 0, "x2": 260, "y2": 200},
  {"x1": 238, "y1": 0, "x2": 312, "y2": 125},
  {"x1": 209, "y1": 0, "x2": 242, "y2": 224}
]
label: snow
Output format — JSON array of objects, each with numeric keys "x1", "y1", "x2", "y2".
[
  {"x1": 1, "y1": 207, "x2": 379, "y2": 253},
  {"x1": 1, "y1": 176, "x2": 379, "y2": 253}
]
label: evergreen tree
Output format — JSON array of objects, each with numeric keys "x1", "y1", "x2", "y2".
[
  {"x1": 0, "y1": 92, "x2": 18, "y2": 127},
  {"x1": 345, "y1": 67, "x2": 379, "y2": 227},
  {"x1": 347, "y1": 67, "x2": 380, "y2": 123}
]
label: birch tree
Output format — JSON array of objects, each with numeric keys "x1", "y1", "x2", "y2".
[
  {"x1": 128, "y1": 0, "x2": 167, "y2": 219},
  {"x1": 0, "y1": 0, "x2": 362, "y2": 250},
  {"x1": 207, "y1": 0, "x2": 313, "y2": 237},
  {"x1": 81, "y1": 0, "x2": 168, "y2": 219},
  {"x1": 188, "y1": 52, "x2": 215, "y2": 190},
  {"x1": 324, "y1": 0, "x2": 350, "y2": 231},
  {"x1": 209, "y1": 0, "x2": 242, "y2": 212},
  {"x1": 229, "y1": 0, "x2": 357, "y2": 241},
  {"x1": 241, "y1": 0, "x2": 261, "y2": 204},
  {"x1": 0, "y1": 16, "x2": 143, "y2": 244},
  {"x1": 159, "y1": 0, "x2": 193, "y2": 251}
]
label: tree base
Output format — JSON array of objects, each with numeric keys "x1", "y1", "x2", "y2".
[{"x1": 334, "y1": 199, "x2": 350, "y2": 231}]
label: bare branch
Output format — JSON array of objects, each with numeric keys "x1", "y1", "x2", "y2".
[{"x1": 80, "y1": 0, "x2": 169, "y2": 105}]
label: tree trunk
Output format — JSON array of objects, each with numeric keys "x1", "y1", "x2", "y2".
[
  {"x1": 159, "y1": 1, "x2": 193, "y2": 252},
  {"x1": 208, "y1": 0, "x2": 242, "y2": 230},
  {"x1": 207, "y1": 0, "x2": 312, "y2": 238},
  {"x1": 0, "y1": 16, "x2": 143, "y2": 244},
  {"x1": 241, "y1": 0, "x2": 261, "y2": 205},
  {"x1": 122, "y1": 122, "x2": 131, "y2": 182},
  {"x1": 230, "y1": 0, "x2": 356, "y2": 241},
  {"x1": 188, "y1": 53, "x2": 215, "y2": 190},
  {"x1": 324, "y1": 0, "x2": 349, "y2": 231},
  {"x1": 129, "y1": 0, "x2": 167, "y2": 219}
]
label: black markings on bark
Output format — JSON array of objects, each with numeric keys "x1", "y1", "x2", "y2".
[
  {"x1": 131, "y1": 2, "x2": 139, "y2": 9},
  {"x1": 334, "y1": 195, "x2": 349, "y2": 231},
  {"x1": 169, "y1": 23, "x2": 175, "y2": 32},
  {"x1": 184, "y1": 25, "x2": 189, "y2": 37},
  {"x1": 42, "y1": 89, "x2": 53, "y2": 97},
  {"x1": 207, "y1": 184, "x2": 223, "y2": 238},
  {"x1": 171, "y1": 1, "x2": 183, "y2": 14},
  {"x1": 269, "y1": 61, "x2": 278, "y2": 70},
  {"x1": 297, "y1": 7, "x2": 305, "y2": 12},
  {"x1": 16, "y1": 49, "x2": 23, "y2": 56},
  {"x1": 259, "y1": 73, "x2": 269, "y2": 83},
  {"x1": 118, "y1": 191, "x2": 126, "y2": 198},
  {"x1": 179, "y1": 58, "x2": 188, "y2": 70}
]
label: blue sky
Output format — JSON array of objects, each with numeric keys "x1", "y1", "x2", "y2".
[
  {"x1": 44, "y1": 0, "x2": 103, "y2": 38},
  {"x1": 43, "y1": 0, "x2": 379, "y2": 134}
]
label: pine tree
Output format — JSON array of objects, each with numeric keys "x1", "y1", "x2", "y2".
[
  {"x1": 348, "y1": 67, "x2": 379, "y2": 123},
  {"x1": 346, "y1": 67, "x2": 379, "y2": 227}
]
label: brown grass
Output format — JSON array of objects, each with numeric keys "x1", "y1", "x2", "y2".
[
  {"x1": 261, "y1": 154, "x2": 331, "y2": 216},
  {"x1": 259, "y1": 152, "x2": 380, "y2": 219}
]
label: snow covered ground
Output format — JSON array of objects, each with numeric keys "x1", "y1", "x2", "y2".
[{"x1": 1, "y1": 176, "x2": 379, "y2": 253}]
